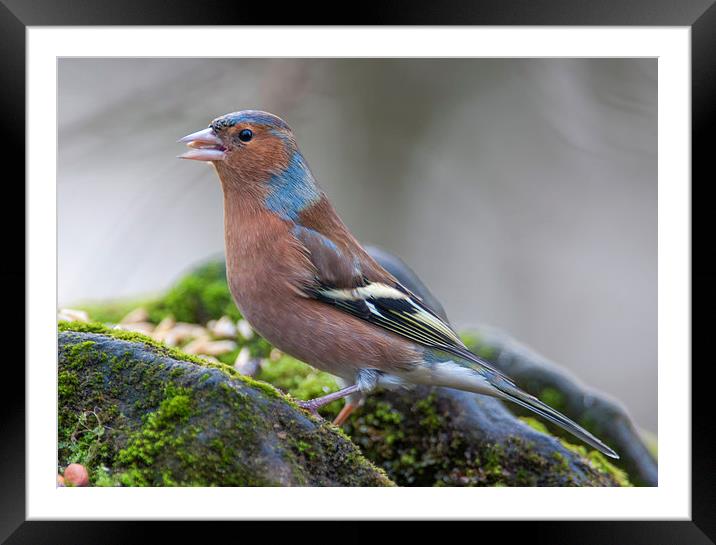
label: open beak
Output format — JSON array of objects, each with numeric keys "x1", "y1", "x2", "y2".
[{"x1": 177, "y1": 127, "x2": 226, "y2": 161}]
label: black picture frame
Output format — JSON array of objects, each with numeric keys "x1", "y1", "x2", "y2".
[{"x1": 5, "y1": 1, "x2": 712, "y2": 543}]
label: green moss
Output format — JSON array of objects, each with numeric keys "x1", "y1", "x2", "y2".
[
  {"x1": 116, "y1": 385, "x2": 195, "y2": 484},
  {"x1": 58, "y1": 321, "x2": 109, "y2": 334},
  {"x1": 92, "y1": 466, "x2": 119, "y2": 487},
  {"x1": 559, "y1": 439, "x2": 632, "y2": 486},
  {"x1": 551, "y1": 451, "x2": 569, "y2": 471},
  {"x1": 345, "y1": 392, "x2": 471, "y2": 486},
  {"x1": 414, "y1": 394, "x2": 442, "y2": 430},
  {"x1": 481, "y1": 443, "x2": 505, "y2": 476},
  {"x1": 58, "y1": 370, "x2": 79, "y2": 398},
  {"x1": 294, "y1": 440, "x2": 317, "y2": 459},
  {"x1": 62, "y1": 339, "x2": 99, "y2": 369}
]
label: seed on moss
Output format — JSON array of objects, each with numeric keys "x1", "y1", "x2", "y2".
[{"x1": 64, "y1": 463, "x2": 89, "y2": 487}]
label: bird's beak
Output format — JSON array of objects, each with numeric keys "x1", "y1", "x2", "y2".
[{"x1": 177, "y1": 127, "x2": 226, "y2": 161}]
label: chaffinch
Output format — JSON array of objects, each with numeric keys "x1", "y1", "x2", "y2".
[{"x1": 179, "y1": 110, "x2": 618, "y2": 459}]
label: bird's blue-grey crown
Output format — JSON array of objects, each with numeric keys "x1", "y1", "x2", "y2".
[{"x1": 210, "y1": 110, "x2": 291, "y2": 132}]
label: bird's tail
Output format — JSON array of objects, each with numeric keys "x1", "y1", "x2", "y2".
[{"x1": 491, "y1": 379, "x2": 619, "y2": 459}]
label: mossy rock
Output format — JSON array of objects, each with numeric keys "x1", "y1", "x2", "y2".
[
  {"x1": 340, "y1": 388, "x2": 625, "y2": 487},
  {"x1": 69, "y1": 256, "x2": 642, "y2": 487},
  {"x1": 249, "y1": 356, "x2": 628, "y2": 487},
  {"x1": 58, "y1": 326, "x2": 393, "y2": 487}
]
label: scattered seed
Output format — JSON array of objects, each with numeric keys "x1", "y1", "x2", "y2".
[
  {"x1": 234, "y1": 346, "x2": 260, "y2": 376},
  {"x1": 237, "y1": 319, "x2": 254, "y2": 340},
  {"x1": 208, "y1": 315, "x2": 237, "y2": 339},
  {"x1": 234, "y1": 346, "x2": 250, "y2": 366},
  {"x1": 152, "y1": 315, "x2": 176, "y2": 336},
  {"x1": 57, "y1": 308, "x2": 90, "y2": 323},
  {"x1": 182, "y1": 336, "x2": 211, "y2": 355},
  {"x1": 120, "y1": 307, "x2": 149, "y2": 324},
  {"x1": 171, "y1": 323, "x2": 208, "y2": 342},
  {"x1": 270, "y1": 348, "x2": 282, "y2": 362},
  {"x1": 201, "y1": 340, "x2": 238, "y2": 356},
  {"x1": 161, "y1": 331, "x2": 181, "y2": 347}
]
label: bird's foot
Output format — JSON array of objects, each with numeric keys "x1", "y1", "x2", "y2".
[
  {"x1": 294, "y1": 384, "x2": 362, "y2": 419},
  {"x1": 296, "y1": 399, "x2": 324, "y2": 418}
]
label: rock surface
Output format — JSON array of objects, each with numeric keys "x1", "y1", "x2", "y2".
[
  {"x1": 343, "y1": 387, "x2": 626, "y2": 487},
  {"x1": 58, "y1": 323, "x2": 625, "y2": 487}
]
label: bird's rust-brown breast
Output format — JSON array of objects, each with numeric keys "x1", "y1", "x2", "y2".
[{"x1": 221, "y1": 185, "x2": 420, "y2": 381}]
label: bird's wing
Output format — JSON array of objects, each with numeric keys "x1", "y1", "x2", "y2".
[
  {"x1": 294, "y1": 225, "x2": 510, "y2": 378},
  {"x1": 292, "y1": 224, "x2": 364, "y2": 289}
]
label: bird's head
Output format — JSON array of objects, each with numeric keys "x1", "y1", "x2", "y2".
[
  {"x1": 179, "y1": 110, "x2": 299, "y2": 184},
  {"x1": 179, "y1": 110, "x2": 323, "y2": 220}
]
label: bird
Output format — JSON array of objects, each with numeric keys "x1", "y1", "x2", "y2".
[{"x1": 178, "y1": 110, "x2": 619, "y2": 459}]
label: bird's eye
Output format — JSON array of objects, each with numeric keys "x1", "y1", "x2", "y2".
[{"x1": 238, "y1": 129, "x2": 253, "y2": 143}]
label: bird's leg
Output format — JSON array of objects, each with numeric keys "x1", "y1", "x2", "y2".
[
  {"x1": 332, "y1": 402, "x2": 358, "y2": 426},
  {"x1": 332, "y1": 388, "x2": 366, "y2": 426},
  {"x1": 296, "y1": 384, "x2": 361, "y2": 416},
  {"x1": 329, "y1": 370, "x2": 377, "y2": 424}
]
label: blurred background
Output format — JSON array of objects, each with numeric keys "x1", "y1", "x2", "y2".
[{"x1": 58, "y1": 58, "x2": 657, "y2": 433}]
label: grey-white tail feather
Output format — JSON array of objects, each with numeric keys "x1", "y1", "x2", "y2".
[
  {"x1": 421, "y1": 352, "x2": 619, "y2": 459},
  {"x1": 493, "y1": 381, "x2": 619, "y2": 459}
]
